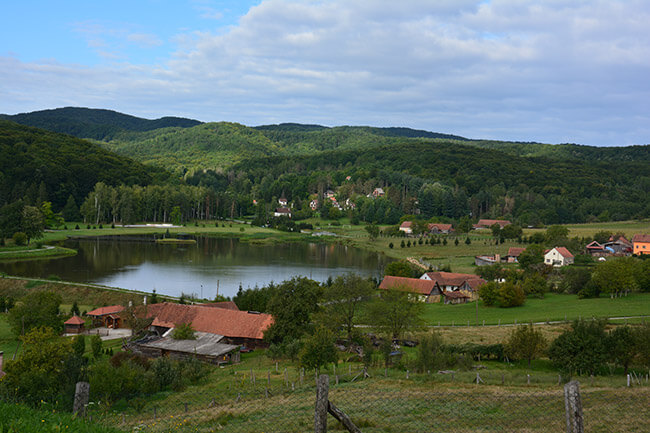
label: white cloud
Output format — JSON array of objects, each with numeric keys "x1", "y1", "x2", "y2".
[{"x1": 2, "y1": 0, "x2": 650, "y2": 145}]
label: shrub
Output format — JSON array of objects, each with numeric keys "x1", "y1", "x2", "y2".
[
  {"x1": 12, "y1": 232, "x2": 27, "y2": 246},
  {"x1": 172, "y1": 322, "x2": 196, "y2": 340}
]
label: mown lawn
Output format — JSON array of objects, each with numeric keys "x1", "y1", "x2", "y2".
[{"x1": 420, "y1": 292, "x2": 650, "y2": 326}]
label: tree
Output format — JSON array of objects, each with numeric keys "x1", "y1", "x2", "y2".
[
  {"x1": 591, "y1": 258, "x2": 638, "y2": 297},
  {"x1": 0, "y1": 200, "x2": 24, "y2": 241},
  {"x1": 299, "y1": 326, "x2": 338, "y2": 372},
  {"x1": 40, "y1": 201, "x2": 63, "y2": 229},
  {"x1": 170, "y1": 206, "x2": 182, "y2": 225},
  {"x1": 172, "y1": 322, "x2": 197, "y2": 340},
  {"x1": 478, "y1": 281, "x2": 500, "y2": 306},
  {"x1": 384, "y1": 260, "x2": 414, "y2": 278},
  {"x1": 545, "y1": 225, "x2": 569, "y2": 245},
  {"x1": 548, "y1": 319, "x2": 608, "y2": 376},
  {"x1": 264, "y1": 277, "x2": 322, "y2": 344},
  {"x1": 2, "y1": 327, "x2": 74, "y2": 405},
  {"x1": 319, "y1": 274, "x2": 374, "y2": 341},
  {"x1": 62, "y1": 194, "x2": 81, "y2": 222},
  {"x1": 72, "y1": 334, "x2": 86, "y2": 357},
  {"x1": 21, "y1": 205, "x2": 44, "y2": 243},
  {"x1": 497, "y1": 281, "x2": 526, "y2": 307},
  {"x1": 607, "y1": 325, "x2": 637, "y2": 375},
  {"x1": 414, "y1": 331, "x2": 444, "y2": 372},
  {"x1": 501, "y1": 224, "x2": 523, "y2": 239},
  {"x1": 521, "y1": 273, "x2": 549, "y2": 299},
  {"x1": 476, "y1": 264, "x2": 505, "y2": 282},
  {"x1": 8, "y1": 291, "x2": 63, "y2": 337},
  {"x1": 365, "y1": 224, "x2": 379, "y2": 240},
  {"x1": 505, "y1": 324, "x2": 547, "y2": 367},
  {"x1": 368, "y1": 289, "x2": 424, "y2": 339},
  {"x1": 518, "y1": 244, "x2": 545, "y2": 271},
  {"x1": 90, "y1": 334, "x2": 103, "y2": 359},
  {"x1": 559, "y1": 267, "x2": 592, "y2": 294}
]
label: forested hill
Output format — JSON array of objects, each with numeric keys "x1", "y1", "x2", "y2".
[
  {"x1": 255, "y1": 123, "x2": 469, "y2": 141},
  {"x1": 0, "y1": 107, "x2": 201, "y2": 141},
  {"x1": 0, "y1": 120, "x2": 166, "y2": 210}
]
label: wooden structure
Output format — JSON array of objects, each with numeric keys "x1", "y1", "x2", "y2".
[
  {"x1": 378, "y1": 276, "x2": 441, "y2": 302},
  {"x1": 131, "y1": 331, "x2": 240, "y2": 365},
  {"x1": 86, "y1": 305, "x2": 125, "y2": 329},
  {"x1": 64, "y1": 315, "x2": 86, "y2": 334}
]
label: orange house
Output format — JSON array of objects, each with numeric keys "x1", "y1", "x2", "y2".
[{"x1": 632, "y1": 234, "x2": 650, "y2": 255}]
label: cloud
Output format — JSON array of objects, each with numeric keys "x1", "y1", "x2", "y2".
[{"x1": 2, "y1": 0, "x2": 649, "y2": 146}]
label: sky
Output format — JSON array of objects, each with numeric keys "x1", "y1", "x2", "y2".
[{"x1": 1, "y1": 0, "x2": 649, "y2": 146}]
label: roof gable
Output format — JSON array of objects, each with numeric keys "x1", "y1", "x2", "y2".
[
  {"x1": 632, "y1": 234, "x2": 650, "y2": 243},
  {"x1": 87, "y1": 305, "x2": 125, "y2": 317}
]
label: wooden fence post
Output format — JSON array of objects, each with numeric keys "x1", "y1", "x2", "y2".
[
  {"x1": 315, "y1": 375, "x2": 329, "y2": 433},
  {"x1": 564, "y1": 380, "x2": 584, "y2": 433},
  {"x1": 73, "y1": 381, "x2": 90, "y2": 417}
]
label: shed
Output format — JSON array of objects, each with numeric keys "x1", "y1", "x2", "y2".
[{"x1": 131, "y1": 331, "x2": 241, "y2": 365}]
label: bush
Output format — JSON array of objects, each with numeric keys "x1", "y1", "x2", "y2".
[
  {"x1": 548, "y1": 319, "x2": 608, "y2": 376},
  {"x1": 12, "y1": 232, "x2": 27, "y2": 246},
  {"x1": 172, "y1": 322, "x2": 197, "y2": 340}
]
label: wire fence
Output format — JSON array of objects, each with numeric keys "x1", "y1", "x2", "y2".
[{"x1": 80, "y1": 368, "x2": 650, "y2": 433}]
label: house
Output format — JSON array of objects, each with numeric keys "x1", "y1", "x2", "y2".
[
  {"x1": 604, "y1": 235, "x2": 633, "y2": 255},
  {"x1": 544, "y1": 247, "x2": 574, "y2": 267},
  {"x1": 86, "y1": 305, "x2": 125, "y2": 329},
  {"x1": 274, "y1": 207, "x2": 292, "y2": 218},
  {"x1": 505, "y1": 247, "x2": 526, "y2": 263},
  {"x1": 428, "y1": 223, "x2": 453, "y2": 234},
  {"x1": 585, "y1": 241, "x2": 608, "y2": 257},
  {"x1": 372, "y1": 188, "x2": 385, "y2": 198},
  {"x1": 324, "y1": 190, "x2": 336, "y2": 199},
  {"x1": 419, "y1": 271, "x2": 485, "y2": 302},
  {"x1": 278, "y1": 197, "x2": 288, "y2": 206},
  {"x1": 632, "y1": 234, "x2": 650, "y2": 255},
  {"x1": 144, "y1": 302, "x2": 274, "y2": 348},
  {"x1": 399, "y1": 221, "x2": 413, "y2": 235},
  {"x1": 472, "y1": 219, "x2": 511, "y2": 230},
  {"x1": 130, "y1": 331, "x2": 241, "y2": 365},
  {"x1": 378, "y1": 276, "x2": 441, "y2": 303},
  {"x1": 310, "y1": 199, "x2": 319, "y2": 210}
]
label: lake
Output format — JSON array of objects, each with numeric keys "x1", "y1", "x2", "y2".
[{"x1": 0, "y1": 235, "x2": 391, "y2": 299}]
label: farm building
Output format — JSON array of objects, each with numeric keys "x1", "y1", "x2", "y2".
[
  {"x1": 131, "y1": 331, "x2": 240, "y2": 365},
  {"x1": 86, "y1": 305, "x2": 125, "y2": 329},
  {"x1": 378, "y1": 276, "x2": 441, "y2": 303},
  {"x1": 64, "y1": 315, "x2": 86, "y2": 334}
]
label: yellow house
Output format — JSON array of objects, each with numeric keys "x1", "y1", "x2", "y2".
[{"x1": 632, "y1": 234, "x2": 650, "y2": 255}]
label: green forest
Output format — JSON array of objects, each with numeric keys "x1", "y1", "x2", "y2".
[{"x1": 1, "y1": 108, "x2": 649, "y2": 234}]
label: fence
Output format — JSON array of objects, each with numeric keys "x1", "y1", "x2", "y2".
[{"x1": 78, "y1": 369, "x2": 650, "y2": 433}]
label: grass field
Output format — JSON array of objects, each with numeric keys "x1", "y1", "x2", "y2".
[{"x1": 419, "y1": 292, "x2": 650, "y2": 326}]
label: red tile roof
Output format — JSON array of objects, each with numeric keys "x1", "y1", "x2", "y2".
[
  {"x1": 400, "y1": 221, "x2": 412, "y2": 228},
  {"x1": 428, "y1": 223, "x2": 453, "y2": 231},
  {"x1": 87, "y1": 305, "x2": 125, "y2": 317},
  {"x1": 632, "y1": 234, "x2": 650, "y2": 243},
  {"x1": 585, "y1": 241, "x2": 604, "y2": 250},
  {"x1": 476, "y1": 219, "x2": 511, "y2": 228},
  {"x1": 507, "y1": 247, "x2": 526, "y2": 257},
  {"x1": 64, "y1": 316, "x2": 85, "y2": 325},
  {"x1": 199, "y1": 301, "x2": 240, "y2": 311},
  {"x1": 378, "y1": 276, "x2": 437, "y2": 295},
  {"x1": 553, "y1": 247, "x2": 574, "y2": 258},
  {"x1": 422, "y1": 272, "x2": 486, "y2": 289},
  {"x1": 145, "y1": 303, "x2": 273, "y2": 340}
]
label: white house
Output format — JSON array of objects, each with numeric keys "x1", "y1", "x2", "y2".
[
  {"x1": 399, "y1": 221, "x2": 413, "y2": 234},
  {"x1": 544, "y1": 247, "x2": 574, "y2": 267},
  {"x1": 274, "y1": 207, "x2": 292, "y2": 218}
]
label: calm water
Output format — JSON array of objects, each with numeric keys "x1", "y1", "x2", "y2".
[{"x1": 0, "y1": 236, "x2": 391, "y2": 299}]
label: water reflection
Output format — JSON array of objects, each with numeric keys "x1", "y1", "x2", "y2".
[{"x1": 0, "y1": 235, "x2": 391, "y2": 298}]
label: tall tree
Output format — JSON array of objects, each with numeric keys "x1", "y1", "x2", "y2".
[
  {"x1": 8, "y1": 291, "x2": 63, "y2": 336},
  {"x1": 505, "y1": 323, "x2": 547, "y2": 367},
  {"x1": 368, "y1": 289, "x2": 424, "y2": 339},
  {"x1": 264, "y1": 277, "x2": 322, "y2": 344},
  {"x1": 319, "y1": 274, "x2": 374, "y2": 341}
]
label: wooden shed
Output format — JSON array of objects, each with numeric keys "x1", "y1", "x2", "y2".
[{"x1": 64, "y1": 315, "x2": 86, "y2": 334}]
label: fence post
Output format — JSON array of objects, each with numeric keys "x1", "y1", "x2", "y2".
[
  {"x1": 73, "y1": 381, "x2": 90, "y2": 417},
  {"x1": 315, "y1": 375, "x2": 329, "y2": 433},
  {"x1": 564, "y1": 380, "x2": 584, "y2": 433}
]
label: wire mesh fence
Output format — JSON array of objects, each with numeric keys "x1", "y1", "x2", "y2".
[{"x1": 81, "y1": 369, "x2": 650, "y2": 433}]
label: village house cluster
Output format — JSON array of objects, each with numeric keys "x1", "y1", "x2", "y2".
[{"x1": 379, "y1": 271, "x2": 486, "y2": 305}]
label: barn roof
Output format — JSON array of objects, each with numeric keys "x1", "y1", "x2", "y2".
[
  {"x1": 145, "y1": 303, "x2": 273, "y2": 340},
  {"x1": 86, "y1": 305, "x2": 125, "y2": 317},
  {"x1": 378, "y1": 276, "x2": 437, "y2": 295}
]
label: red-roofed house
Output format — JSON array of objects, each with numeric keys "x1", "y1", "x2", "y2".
[
  {"x1": 64, "y1": 315, "x2": 86, "y2": 334},
  {"x1": 544, "y1": 247, "x2": 574, "y2": 267},
  {"x1": 632, "y1": 234, "x2": 650, "y2": 255},
  {"x1": 505, "y1": 247, "x2": 526, "y2": 263},
  {"x1": 428, "y1": 223, "x2": 453, "y2": 234},
  {"x1": 274, "y1": 207, "x2": 292, "y2": 218},
  {"x1": 379, "y1": 276, "x2": 441, "y2": 303},
  {"x1": 87, "y1": 305, "x2": 125, "y2": 329},
  {"x1": 472, "y1": 219, "x2": 511, "y2": 230},
  {"x1": 144, "y1": 303, "x2": 274, "y2": 348},
  {"x1": 399, "y1": 221, "x2": 413, "y2": 235},
  {"x1": 419, "y1": 271, "x2": 485, "y2": 302}
]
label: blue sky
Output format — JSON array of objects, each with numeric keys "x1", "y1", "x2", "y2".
[{"x1": 1, "y1": 0, "x2": 649, "y2": 146}]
